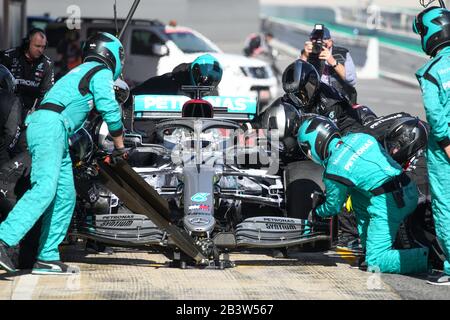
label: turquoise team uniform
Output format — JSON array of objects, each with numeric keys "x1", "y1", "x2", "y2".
[
  {"x1": 416, "y1": 46, "x2": 450, "y2": 276},
  {"x1": 0, "y1": 61, "x2": 123, "y2": 261},
  {"x1": 316, "y1": 133, "x2": 428, "y2": 274}
]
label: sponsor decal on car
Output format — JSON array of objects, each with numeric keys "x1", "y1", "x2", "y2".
[
  {"x1": 188, "y1": 204, "x2": 210, "y2": 211},
  {"x1": 191, "y1": 192, "x2": 210, "y2": 202},
  {"x1": 133, "y1": 95, "x2": 257, "y2": 114}
]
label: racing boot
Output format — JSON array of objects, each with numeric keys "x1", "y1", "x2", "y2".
[
  {"x1": 0, "y1": 240, "x2": 17, "y2": 273},
  {"x1": 336, "y1": 235, "x2": 364, "y2": 255},
  {"x1": 85, "y1": 240, "x2": 114, "y2": 255},
  {"x1": 31, "y1": 260, "x2": 79, "y2": 275},
  {"x1": 427, "y1": 272, "x2": 450, "y2": 286}
]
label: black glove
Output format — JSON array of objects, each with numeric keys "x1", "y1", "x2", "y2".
[
  {"x1": 111, "y1": 147, "x2": 129, "y2": 164},
  {"x1": 307, "y1": 209, "x2": 315, "y2": 224},
  {"x1": 311, "y1": 191, "x2": 325, "y2": 210}
]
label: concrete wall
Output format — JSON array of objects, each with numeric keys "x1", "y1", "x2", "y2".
[{"x1": 26, "y1": 0, "x2": 260, "y2": 50}]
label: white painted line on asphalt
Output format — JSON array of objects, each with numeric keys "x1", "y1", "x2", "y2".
[
  {"x1": 358, "y1": 86, "x2": 418, "y2": 94},
  {"x1": 11, "y1": 274, "x2": 39, "y2": 300},
  {"x1": 66, "y1": 272, "x2": 81, "y2": 291},
  {"x1": 380, "y1": 71, "x2": 419, "y2": 88},
  {"x1": 364, "y1": 97, "x2": 382, "y2": 103},
  {"x1": 387, "y1": 100, "x2": 407, "y2": 106}
]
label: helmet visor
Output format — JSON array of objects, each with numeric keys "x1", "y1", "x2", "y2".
[
  {"x1": 298, "y1": 140, "x2": 312, "y2": 160},
  {"x1": 191, "y1": 61, "x2": 222, "y2": 86},
  {"x1": 298, "y1": 76, "x2": 319, "y2": 105}
]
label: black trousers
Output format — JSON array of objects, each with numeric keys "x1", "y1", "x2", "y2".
[{"x1": 338, "y1": 209, "x2": 359, "y2": 238}]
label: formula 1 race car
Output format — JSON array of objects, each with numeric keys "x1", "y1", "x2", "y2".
[{"x1": 62, "y1": 90, "x2": 333, "y2": 268}]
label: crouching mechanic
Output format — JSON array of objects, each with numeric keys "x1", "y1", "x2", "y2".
[
  {"x1": 414, "y1": 5, "x2": 450, "y2": 285},
  {"x1": 0, "y1": 32, "x2": 126, "y2": 275},
  {"x1": 297, "y1": 115, "x2": 429, "y2": 274}
]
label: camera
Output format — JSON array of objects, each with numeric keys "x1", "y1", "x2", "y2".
[
  {"x1": 310, "y1": 24, "x2": 324, "y2": 56},
  {"x1": 307, "y1": 24, "x2": 325, "y2": 75}
]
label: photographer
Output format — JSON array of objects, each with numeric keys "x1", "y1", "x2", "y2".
[{"x1": 300, "y1": 25, "x2": 357, "y2": 104}]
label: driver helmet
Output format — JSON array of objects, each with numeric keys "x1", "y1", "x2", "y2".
[
  {"x1": 261, "y1": 98, "x2": 302, "y2": 153},
  {"x1": 413, "y1": 6, "x2": 450, "y2": 56},
  {"x1": 0, "y1": 65, "x2": 16, "y2": 93},
  {"x1": 384, "y1": 117, "x2": 429, "y2": 166},
  {"x1": 83, "y1": 32, "x2": 124, "y2": 80},
  {"x1": 189, "y1": 54, "x2": 223, "y2": 87},
  {"x1": 113, "y1": 78, "x2": 130, "y2": 105},
  {"x1": 282, "y1": 59, "x2": 320, "y2": 110},
  {"x1": 297, "y1": 115, "x2": 341, "y2": 165}
]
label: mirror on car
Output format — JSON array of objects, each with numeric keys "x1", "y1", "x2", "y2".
[{"x1": 152, "y1": 43, "x2": 169, "y2": 57}]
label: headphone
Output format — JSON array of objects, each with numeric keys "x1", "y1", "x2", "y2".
[{"x1": 21, "y1": 28, "x2": 47, "y2": 51}]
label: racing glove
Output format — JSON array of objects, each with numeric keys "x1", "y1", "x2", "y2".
[
  {"x1": 311, "y1": 191, "x2": 325, "y2": 210},
  {"x1": 111, "y1": 147, "x2": 129, "y2": 164}
]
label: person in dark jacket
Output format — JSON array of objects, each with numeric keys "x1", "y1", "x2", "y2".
[
  {"x1": 282, "y1": 59, "x2": 374, "y2": 136},
  {"x1": 129, "y1": 53, "x2": 222, "y2": 101},
  {"x1": 0, "y1": 65, "x2": 21, "y2": 167},
  {"x1": 0, "y1": 28, "x2": 54, "y2": 154}
]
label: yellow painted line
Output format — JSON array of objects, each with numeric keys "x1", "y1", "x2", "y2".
[{"x1": 335, "y1": 248, "x2": 359, "y2": 264}]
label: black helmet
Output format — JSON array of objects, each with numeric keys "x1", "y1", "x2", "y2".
[
  {"x1": 113, "y1": 79, "x2": 130, "y2": 105},
  {"x1": 0, "y1": 65, "x2": 16, "y2": 93},
  {"x1": 384, "y1": 117, "x2": 429, "y2": 166},
  {"x1": 297, "y1": 115, "x2": 341, "y2": 165},
  {"x1": 282, "y1": 60, "x2": 320, "y2": 110},
  {"x1": 83, "y1": 32, "x2": 124, "y2": 80},
  {"x1": 413, "y1": 6, "x2": 450, "y2": 56},
  {"x1": 261, "y1": 98, "x2": 302, "y2": 153}
]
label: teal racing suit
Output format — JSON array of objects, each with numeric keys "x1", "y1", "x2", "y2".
[
  {"x1": 316, "y1": 133, "x2": 428, "y2": 274},
  {"x1": 0, "y1": 61, "x2": 123, "y2": 261},
  {"x1": 416, "y1": 46, "x2": 450, "y2": 276}
]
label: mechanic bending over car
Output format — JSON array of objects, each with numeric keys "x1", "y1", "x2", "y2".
[
  {"x1": 0, "y1": 32, "x2": 127, "y2": 275},
  {"x1": 300, "y1": 25, "x2": 357, "y2": 104},
  {"x1": 125, "y1": 54, "x2": 223, "y2": 138},
  {"x1": 297, "y1": 115, "x2": 429, "y2": 275},
  {"x1": 281, "y1": 59, "x2": 375, "y2": 136},
  {"x1": 414, "y1": 5, "x2": 450, "y2": 285},
  {"x1": 278, "y1": 59, "x2": 375, "y2": 251},
  {"x1": 0, "y1": 28, "x2": 55, "y2": 155},
  {"x1": 127, "y1": 53, "x2": 223, "y2": 104}
]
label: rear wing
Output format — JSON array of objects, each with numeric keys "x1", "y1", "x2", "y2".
[{"x1": 133, "y1": 94, "x2": 257, "y2": 121}]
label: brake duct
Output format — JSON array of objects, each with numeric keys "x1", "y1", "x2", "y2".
[{"x1": 97, "y1": 158, "x2": 208, "y2": 265}]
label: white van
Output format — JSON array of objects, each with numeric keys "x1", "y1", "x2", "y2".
[{"x1": 45, "y1": 18, "x2": 278, "y2": 105}]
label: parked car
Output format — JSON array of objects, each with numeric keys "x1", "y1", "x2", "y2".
[{"x1": 43, "y1": 17, "x2": 278, "y2": 106}]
